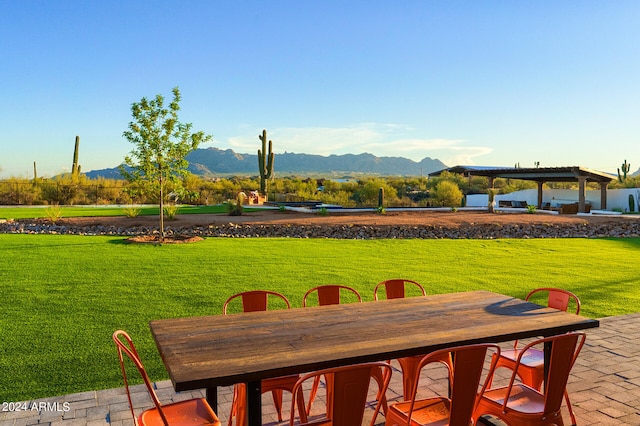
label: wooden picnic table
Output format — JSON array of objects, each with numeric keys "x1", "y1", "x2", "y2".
[{"x1": 150, "y1": 290, "x2": 599, "y2": 425}]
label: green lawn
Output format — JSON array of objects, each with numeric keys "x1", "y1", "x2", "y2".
[
  {"x1": 1, "y1": 234, "x2": 639, "y2": 402},
  {"x1": 0, "y1": 204, "x2": 262, "y2": 219}
]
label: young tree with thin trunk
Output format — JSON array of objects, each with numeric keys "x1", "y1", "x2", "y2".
[{"x1": 120, "y1": 87, "x2": 212, "y2": 241}]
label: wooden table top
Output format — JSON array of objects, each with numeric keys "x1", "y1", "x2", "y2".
[{"x1": 150, "y1": 290, "x2": 599, "y2": 392}]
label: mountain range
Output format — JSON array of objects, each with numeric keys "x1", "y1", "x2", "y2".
[{"x1": 85, "y1": 147, "x2": 448, "y2": 179}]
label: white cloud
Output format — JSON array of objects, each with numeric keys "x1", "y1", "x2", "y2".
[
  {"x1": 444, "y1": 146, "x2": 495, "y2": 167},
  {"x1": 227, "y1": 125, "x2": 382, "y2": 156},
  {"x1": 221, "y1": 124, "x2": 493, "y2": 166}
]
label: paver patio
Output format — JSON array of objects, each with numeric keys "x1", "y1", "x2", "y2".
[{"x1": 2, "y1": 313, "x2": 639, "y2": 426}]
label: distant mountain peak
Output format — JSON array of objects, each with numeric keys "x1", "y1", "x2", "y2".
[{"x1": 85, "y1": 147, "x2": 447, "y2": 179}]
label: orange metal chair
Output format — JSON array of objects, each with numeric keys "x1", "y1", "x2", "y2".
[
  {"x1": 474, "y1": 332, "x2": 586, "y2": 426},
  {"x1": 373, "y1": 279, "x2": 427, "y2": 301},
  {"x1": 113, "y1": 330, "x2": 221, "y2": 426},
  {"x1": 374, "y1": 279, "x2": 441, "y2": 399},
  {"x1": 289, "y1": 361, "x2": 392, "y2": 426},
  {"x1": 223, "y1": 290, "x2": 302, "y2": 426},
  {"x1": 223, "y1": 289, "x2": 293, "y2": 314},
  {"x1": 302, "y1": 285, "x2": 383, "y2": 415},
  {"x1": 302, "y1": 284, "x2": 363, "y2": 307},
  {"x1": 385, "y1": 343, "x2": 500, "y2": 426},
  {"x1": 492, "y1": 287, "x2": 581, "y2": 425}
]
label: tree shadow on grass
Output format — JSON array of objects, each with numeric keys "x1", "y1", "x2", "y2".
[{"x1": 599, "y1": 237, "x2": 640, "y2": 249}]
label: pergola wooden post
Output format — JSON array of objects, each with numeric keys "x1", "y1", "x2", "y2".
[
  {"x1": 537, "y1": 182, "x2": 544, "y2": 209},
  {"x1": 600, "y1": 182, "x2": 608, "y2": 210},
  {"x1": 487, "y1": 176, "x2": 495, "y2": 212},
  {"x1": 578, "y1": 176, "x2": 587, "y2": 213}
]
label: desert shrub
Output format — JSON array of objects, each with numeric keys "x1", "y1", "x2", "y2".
[
  {"x1": 0, "y1": 179, "x2": 43, "y2": 204},
  {"x1": 163, "y1": 204, "x2": 180, "y2": 220},
  {"x1": 319, "y1": 190, "x2": 357, "y2": 207},
  {"x1": 433, "y1": 181, "x2": 463, "y2": 207},
  {"x1": 205, "y1": 179, "x2": 244, "y2": 203},
  {"x1": 91, "y1": 179, "x2": 128, "y2": 204},
  {"x1": 227, "y1": 193, "x2": 245, "y2": 216},
  {"x1": 122, "y1": 206, "x2": 142, "y2": 217},
  {"x1": 44, "y1": 204, "x2": 63, "y2": 223},
  {"x1": 499, "y1": 179, "x2": 537, "y2": 194},
  {"x1": 351, "y1": 178, "x2": 398, "y2": 206}
]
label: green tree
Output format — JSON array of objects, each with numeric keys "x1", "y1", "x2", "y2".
[
  {"x1": 120, "y1": 87, "x2": 212, "y2": 241},
  {"x1": 351, "y1": 178, "x2": 398, "y2": 206},
  {"x1": 433, "y1": 180, "x2": 463, "y2": 207},
  {"x1": 499, "y1": 179, "x2": 537, "y2": 194}
]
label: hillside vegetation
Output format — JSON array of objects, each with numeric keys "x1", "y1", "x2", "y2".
[{"x1": 4, "y1": 170, "x2": 635, "y2": 208}]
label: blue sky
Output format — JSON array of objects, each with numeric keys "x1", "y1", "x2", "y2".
[{"x1": 1, "y1": 1, "x2": 639, "y2": 178}]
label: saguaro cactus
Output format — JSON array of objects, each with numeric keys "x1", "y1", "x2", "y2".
[
  {"x1": 33, "y1": 161, "x2": 38, "y2": 184},
  {"x1": 72, "y1": 136, "x2": 81, "y2": 179},
  {"x1": 257, "y1": 129, "x2": 274, "y2": 196},
  {"x1": 618, "y1": 159, "x2": 631, "y2": 183}
]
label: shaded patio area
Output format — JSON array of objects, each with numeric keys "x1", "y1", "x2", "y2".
[{"x1": 430, "y1": 165, "x2": 616, "y2": 213}]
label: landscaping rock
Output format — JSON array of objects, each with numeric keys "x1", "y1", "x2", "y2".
[{"x1": 2, "y1": 220, "x2": 640, "y2": 239}]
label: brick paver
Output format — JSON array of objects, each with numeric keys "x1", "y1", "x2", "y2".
[{"x1": 2, "y1": 313, "x2": 639, "y2": 425}]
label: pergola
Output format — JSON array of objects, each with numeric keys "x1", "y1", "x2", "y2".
[{"x1": 429, "y1": 166, "x2": 616, "y2": 213}]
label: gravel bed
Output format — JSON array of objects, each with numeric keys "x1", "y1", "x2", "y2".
[{"x1": 2, "y1": 220, "x2": 640, "y2": 239}]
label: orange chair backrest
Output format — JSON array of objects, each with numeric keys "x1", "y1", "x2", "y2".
[
  {"x1": 302, "y1": 285, "x2": 362, "y2": 307},
  {"x1": 544, "y1": 332, "x2": 585, "y2": 414},
  {"x1": 113, "y1": 330, "x2": 168, "y2": 425},
  {"x1": 450, "y1": 345, "x2": 500, "y2": 425},
  {"x1": 223, "y1": 290, "x2": 291, "y2": 314},
  {"x1": 408, "y1": 344, "x2": 500, "y2": 425},
  {"x1": 290, "y1": 362, "x2": 392, "y2": 426},
  {"x1": 526, "y1": 287, "x2": 581, "y2": 314},
  {"x1": 504, "y1": 332, "x2": 586, "y2": 415},
  {"x1": 374, "y1": 279, "x2": 426, "y2": 300}
]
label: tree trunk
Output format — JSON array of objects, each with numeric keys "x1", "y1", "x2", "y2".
[{"x1": 159, "y1": 174, "x2": 165, "y2": 242}]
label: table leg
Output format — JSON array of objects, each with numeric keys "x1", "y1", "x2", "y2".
[
  {"x1": 397, "y1": 356, "x2": 421, "y2": 399},
  {"x1": 247, "y1": 380, "x2": 262, "y2": 426},
  {"x1": 448, "y1": 352, "x2": 454, "y2": 398},
  {"x1": 544, "y1": 341, "x2": 552, "y2": 393},
  {"x1": 206, "y1": 387, "x2": 218, "y2": 412}
]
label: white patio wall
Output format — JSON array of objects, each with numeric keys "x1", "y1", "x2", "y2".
[
  {"x1": 606, "y1": 188, "x2": 640, "y2": 212},
  {"x1": 490, "y1": 188, "x2": 640, "y2": 212},
  {"x1": 466, "y1": 194, "x2": 489, "y2": 207}
]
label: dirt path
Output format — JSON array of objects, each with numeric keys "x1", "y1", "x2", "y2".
[{"x1": 57, "y1": 209, "x2": 639, "y2": 229}]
